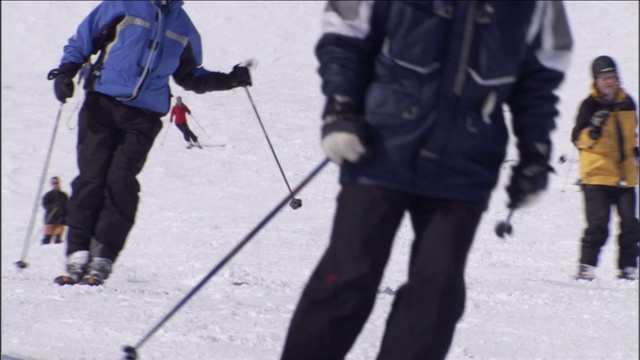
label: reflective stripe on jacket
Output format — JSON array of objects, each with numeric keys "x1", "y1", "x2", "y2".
[{"x1": 61, "y1": 0, "x2": 222, "y2": 114}]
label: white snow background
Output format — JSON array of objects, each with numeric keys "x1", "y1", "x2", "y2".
[{"x1": 1, "y1": 1, "x2": 638, "y2": 360}]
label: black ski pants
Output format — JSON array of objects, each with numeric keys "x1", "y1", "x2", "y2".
[
  {"x1": 280, "y1": 184, "x2": 486, "y2": 360},
  {"x1": 579, "y1": 184, "x2": 640, "y2": 269},
  {"x1": 176, "y1": 123, "x2": 198, "y2": 143},
  {"x1": 66, "y1": 92, "x2": 162, "y2": 262}
]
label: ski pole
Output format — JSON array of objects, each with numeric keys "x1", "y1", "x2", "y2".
[
  {"x1": 122, "y1": 158, "x2": 329, "y2": 360},
  {"x1": 160, "y1": 121, "x2": 172, "y2": 146},
  {"x1": 189, "y1": 114, "x2": 212, "y2": 140},
  {"x1": 16, "y1": 103, "x2": 64, "y2": 270},
  {"x1": 19, "y1": 208, "x2": 58, "y2": 252},
  {"x1": 26, "y1": 208, "x2": 60, "y2": 247},
  {"x1": 244, "y1": 87, "x2": 302, "y2": 209}
]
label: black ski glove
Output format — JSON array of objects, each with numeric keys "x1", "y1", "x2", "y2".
[
  {"x1": 588, "y1": 109, "x2": 610, "y2": 140},
  {"x1": 321, "y1": 95, "x2": 371, "y2": 164},
  {"x1": 506, "y1": 141, "x2": 555, "y2": 209},
  {"x1": 229, "y1": 64, "x2": 252, "y2": 88},
  {"x1": 48, "y1": 62, "x2": 82, "y2": 104}
]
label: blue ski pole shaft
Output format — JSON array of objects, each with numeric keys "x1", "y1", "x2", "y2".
[{"x1": 123, "y1": 158, "x2": 330, "y2": 358}]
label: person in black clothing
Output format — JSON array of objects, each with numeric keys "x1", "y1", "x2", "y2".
[
  {"x1": 280, "y1": 2, "x2": 572, "y2": 360},
  {"x1": 42, "y1": 176, "x2": 69, "y2": 245}
]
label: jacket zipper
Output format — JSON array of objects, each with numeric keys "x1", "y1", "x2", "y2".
[
  {"x1": 117, "y1": 8, "x2": 164, "y2": 102},
  {"x1": 454, "y1": 1, "x2": 478, "y2": 96}
]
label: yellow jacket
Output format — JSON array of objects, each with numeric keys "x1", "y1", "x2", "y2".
[{"x1": 572, "y1": 86, "x2": 639, "y2": 187}]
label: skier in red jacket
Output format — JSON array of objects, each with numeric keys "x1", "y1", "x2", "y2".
[{"x1": 170, "y1": 96, "x2": 201, "y2": 148}]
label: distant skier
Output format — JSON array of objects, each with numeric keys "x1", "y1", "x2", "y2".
[
  {"x1": 170, "y1": 96, "x2": 202, "y2": 149},
  {"x1": 41, "y1": 176, "x2": 69, "y2": 245}
]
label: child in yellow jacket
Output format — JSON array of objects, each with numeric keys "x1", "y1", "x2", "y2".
[{"x1": 572, "y1": 55, "x2": 640, "y2": 281}]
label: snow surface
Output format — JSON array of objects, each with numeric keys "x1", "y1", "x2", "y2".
[{"x1": 1, "y1": 1, "x2": 638, "y2": 360}]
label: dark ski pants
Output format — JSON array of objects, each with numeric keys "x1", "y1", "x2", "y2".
[
  {"x1": 66, "y1": 92, "x2": 162, "y2": 262},
  {"x1": 579, "y1": 185, "x2": 640, "y2": 269},
  {"x1": 176, "y1": 123, "x2": 198, "y2": 143},
  {"x1": 280, "y1": 184, "x2": 486, "y2": 360}
]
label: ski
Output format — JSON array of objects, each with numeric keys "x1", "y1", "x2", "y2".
[
  {"x1": 200, "y1": 144, "x2": 225, "y2": 148},
  {"x1": 186, "y1": 144, "x2": 225, "y2": 149}
]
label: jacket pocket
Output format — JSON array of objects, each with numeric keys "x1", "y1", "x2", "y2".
[
  {"x1": 365, "y1": 82, "x2": 426, "y2": 126},
  {"x1": 382, "y1": 2, "x2": 452, "y2": 74}
]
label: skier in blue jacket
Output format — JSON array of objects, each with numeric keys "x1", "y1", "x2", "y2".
[
  {"x1": 49, "y1": 0, "x2": 252, "y2": 285},
  {"x1": 281, "y1": 1, "x2": 573, "y2": 359}
]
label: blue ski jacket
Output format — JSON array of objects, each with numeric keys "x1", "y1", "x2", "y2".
[
  {"x1": 60, "y1": 0, "x2": 235, "y2": 114},
  {"x1": 318, "y1": 0, "x2": 573, "y2": 203}
]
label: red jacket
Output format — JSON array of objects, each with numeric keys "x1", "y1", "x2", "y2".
[{"x1": 170, "y1": 104, "x2": 191, "y2": 125}]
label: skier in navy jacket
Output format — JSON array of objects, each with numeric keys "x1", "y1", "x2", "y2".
[
  {"x1": 48, "y1": 0, "x2": 252, "y2": 285},
  {"x1": 281, "y1": 1, "x2": 573, "y2": 359}
]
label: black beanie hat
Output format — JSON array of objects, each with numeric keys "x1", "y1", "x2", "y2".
[{"x1": 591, "y1": 55, "x2": 617, "y2": 79}]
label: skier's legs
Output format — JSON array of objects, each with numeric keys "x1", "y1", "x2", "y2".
[
  {"x1": 42, "y1": 224, "x2": 53, "y2": 244},
  {"x1": 54, "y1": 225, "x2": 65, "y2": 244},
  {"x1": 615, "y1": 187, "x2": 640, "y2": 269},
  {"x1": 376, "y1": 198, "x2": 485, "y2": 360},
  {"x1": 65, "y1": 93, "x2": 117, "y2": 256},
  {"x1": 53, "y1": 224, "x2": 65, "y2": 236},
  {"x1": 92, "y1": 100, "x2": 162, "y2": 262},
  {"x1": 280, "y1": 184, "x2": 408, "y2": 360},
  {"x1": 579, "y1": 185, "x2": 612, "y2": 267},
  {"x1": 183, "y1": 123, "x2": 198, "y2": 143},
  {"x1": 44, "y1": 224, "x2": 56, "y2": 236},
  {"x1": 176, "y1": 124, "x2": 191, "y2": 143}
]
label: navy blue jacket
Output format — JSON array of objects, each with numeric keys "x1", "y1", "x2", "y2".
[
  {"x1": 318, "y1": 1, "x2": 573, "y2": 203},
  {"x1": 60, "y1": 0, "x2": 236, "y2": 114}
]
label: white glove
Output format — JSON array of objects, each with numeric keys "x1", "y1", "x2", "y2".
[{"x1": 321, "y1": 132, "x2": 366, "y2": 165}]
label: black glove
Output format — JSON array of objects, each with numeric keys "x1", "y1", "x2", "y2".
[
  {"x1": 320, "y1": 95, "x2": 370, "y2": 164},
  {"x1": 48, "y1": 62, "x2": 82, "y2": 103},
  {"x1": 506, "y1": 141, "x2": 555, "y2": 209},
  {"x1": 588, "y1": 109, "x2": 610, "y2": 140},
  {"x1": 229, "y1": 64, "x2": 252, "y2": 87}
]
